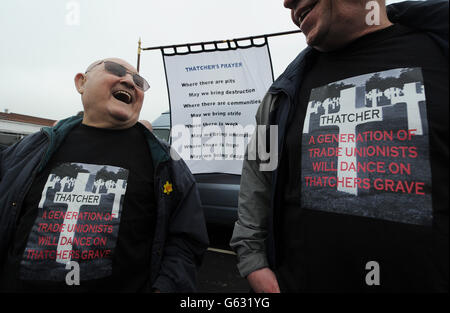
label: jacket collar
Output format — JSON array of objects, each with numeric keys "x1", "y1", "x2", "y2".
[
  {"x1": 268, "y1": 47, "x2": 315, "y2": 99},
  {"x1": 39, "y1": 115, "x2": 83, "y2": 172}
]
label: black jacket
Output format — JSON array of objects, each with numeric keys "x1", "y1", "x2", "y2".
[{"x1": 0, "y1": 116, "x2": 209, "y2": 292}]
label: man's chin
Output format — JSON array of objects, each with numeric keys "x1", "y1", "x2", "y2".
[
  {"x1": 304, "y1": 29, "x2": 319, "y2": 47},
  {"x1": 112, "y1": 114, "x2": 130, "y2": 122},
  {"x1": 306, "y1": 30, "x2": 333, "y2": 52},
  {"x1": 108, "y1": 112, "x2": 138, "y2": 128}
]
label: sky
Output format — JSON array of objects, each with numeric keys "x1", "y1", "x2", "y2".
[{"x1": 1, "y1": 0, "x2": 407, "y2": 123}]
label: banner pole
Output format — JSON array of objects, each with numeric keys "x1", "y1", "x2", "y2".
[
  {"x1": 137, "y1": 37, "x2": 142, "y2": 72},
  {"x1": 142, "y1": 29, "x2": 301, "y2": 52}
]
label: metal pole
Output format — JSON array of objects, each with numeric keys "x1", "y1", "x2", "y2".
[
  {"x1": 141, "y1": 29, "x2": 301, "y2": 52},
  {"x1": 137, "y1": 37, "x2": 142, "y2": 72}
]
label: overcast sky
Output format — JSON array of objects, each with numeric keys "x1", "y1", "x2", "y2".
[{"x1": 1, "y1": 0, "x2": 406, "y2": 123}]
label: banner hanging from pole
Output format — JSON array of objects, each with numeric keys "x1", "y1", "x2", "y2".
[{"x1": 162, "y1": 40, "x2": 274, "y2": 175}]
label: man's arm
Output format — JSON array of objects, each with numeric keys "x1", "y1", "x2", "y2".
[
  {"x1": 152, "y1": 161, "x2": 209, "y2": 292},
  {"x1": 230, "y1": 93, "x2": 280, "y2": 292},
  {"x1": 0, "y1": 147, "x2": 4, "y2": 184}
]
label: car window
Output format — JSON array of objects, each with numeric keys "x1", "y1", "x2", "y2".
[{"x1": 153, "y1": 128, "x2": 170, "y2": 142}]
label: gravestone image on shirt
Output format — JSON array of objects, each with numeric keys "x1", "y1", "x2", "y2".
[
  {"x1": 301, "y1": 67, "x2": 432, "y2": 226},
  {"x1": 20, "y1": 162, "x2": 129, "y2": 281}
]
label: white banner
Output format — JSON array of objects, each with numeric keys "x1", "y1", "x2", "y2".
[{"x1": 164, "y1": 44, "x2": 274, "y2": 174}]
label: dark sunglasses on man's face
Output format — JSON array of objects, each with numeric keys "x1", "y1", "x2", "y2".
[{"x1": 86, "y1": 60, "x2": 150, "y2": 92}]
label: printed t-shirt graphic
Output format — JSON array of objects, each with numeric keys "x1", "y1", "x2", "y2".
[
  {"x1": 301, "y1": 68, "x2": 432, "y2": 226},
  {"x1": 20, "y1": 162, "x2": 129, "y2": 281}
]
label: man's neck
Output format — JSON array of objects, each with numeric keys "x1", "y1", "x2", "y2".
[
  {"x1": 81, "y1": 117, "x2": 135, "y2": 130},
  {"x1": 315, "y1": 13, "x2": 394, "y2": 52}
]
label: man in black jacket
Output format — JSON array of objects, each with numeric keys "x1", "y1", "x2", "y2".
[
  {"x1": 231, "y1": 0, "x2": 448, "y2": 292},
  {"x1": 0, "y1": 58, "x2": 209, "y2": 292}
]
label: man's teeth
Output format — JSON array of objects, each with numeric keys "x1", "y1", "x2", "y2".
[{"x1": 113, "y1": 90, "x2": 132, "y2": 104}]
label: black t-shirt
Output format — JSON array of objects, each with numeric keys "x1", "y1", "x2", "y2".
[
  {"x1": 277, "y1": 24, "x2": 448, "y2": 292},
  {"x1": 1, "y1": 123, "x2": 157, "y2": 292}
]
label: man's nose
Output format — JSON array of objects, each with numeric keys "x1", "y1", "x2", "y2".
[
  {"x1": 119, "y1": 74, "x2": 135, "y2": 90},
  {"x1": 284, "y1": 0, "x2": 298, "y2": 9}
]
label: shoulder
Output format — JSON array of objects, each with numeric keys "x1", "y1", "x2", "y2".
[
  {"x1": 0, "y1": 131, "x2": 47, "y2": 170},
  {"x1": 388, "y1": 0, "x2": 449, "y2": 20},
  {"x1": 4, "y1": 131, "x2": 47, "y2": 156},
  {"x1": 270, "y1": 47, "x2": 315, "y2": 93},
  {"x1": 387, "y1": 0, "x2": 449, "y2": 41},
  {"x1": 253, "y1": 46, "x2": 315, "y2": 124}
]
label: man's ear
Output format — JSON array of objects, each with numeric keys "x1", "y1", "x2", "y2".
[{"x1": 74, "y1": 73, "x2": 86, "y2": 94}]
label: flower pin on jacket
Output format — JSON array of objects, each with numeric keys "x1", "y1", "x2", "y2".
[{"x1": 163, "y1": 181, "x2": 173, "y2": 195}]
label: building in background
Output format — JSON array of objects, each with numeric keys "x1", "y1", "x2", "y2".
[{"x1": 0, "y1": 111, "x2": 55, "y2": 150}]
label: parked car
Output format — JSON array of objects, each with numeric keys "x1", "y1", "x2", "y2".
[
  {"x1": 151, "y1": 111, "x2": 240, "y2": 227},
  {"x1": 150, "y1": 111, "x2": 171, "y2": 143}
]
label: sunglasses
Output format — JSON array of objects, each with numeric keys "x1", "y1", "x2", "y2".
[{"x1": 86, "y1": 60, "x2": 150, "y2": 92}]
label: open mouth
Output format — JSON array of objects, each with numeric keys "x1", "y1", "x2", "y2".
[
  {"x1": 299, "y1": 1, "x2": 318, "y2": 25},
  {"x1": 112, "y1": 90, "x2": 132, "y2": 104}
]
